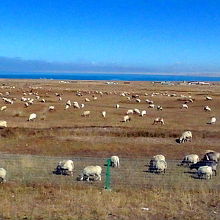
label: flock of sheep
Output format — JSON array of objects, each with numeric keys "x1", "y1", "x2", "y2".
[
  {"x1": 0, "y1": 148, "x2": 219, "y2": 183},
  {"x1": 0, "y1": 83, "x2": 219, "y2": 183},
  {"x1": 148, "y1": 150, "x2": 219, "y2": 180}
]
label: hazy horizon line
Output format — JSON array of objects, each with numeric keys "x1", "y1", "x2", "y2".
[{"x1": 1, "y1": 56, "x2": 220, "y2": 77}]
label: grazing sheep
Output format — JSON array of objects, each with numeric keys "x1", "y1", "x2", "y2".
[
  {"x1": 28, "y1": 113, "x2": 37, "y2": 121},
  {"x1": 0, "y1": 168, "x2": 6, "y2": 183},
  {"x1": 133, "y1": 108, "x2": 141, "y2": 114},
  {"x1": 140, "y1": 110, "x2": 147, "y2": 117},
  {"x1": 65, "y1": 104, "x2": 70, "y2": 110},
  {"x1": 116, "y1": 104, "x2": 120, "y2": 109},
  {"x1": 153, "y1": 117, "x2": 164, "y2": 125},
  {"x1": 55, "y1": 160, "x2": 74, "y2": 176},
  {"x1": 190, "y1": 160, "x2": 217, "y2": 176},
  {"x1": 48, "y1": 106, "x2": 55, "y2": 111},
  {"x1": 149, "y1": 160, "x2": 167, "y2": 174},
  {"x1": 180, "y1": 154, "x2": 199, "y2": 166},
  {"x1": 40, "y1": 99, "x2": 46, "y2": 103},
  {"x1": 66, "y1": 100, "x2": 71, "y2": 106},
  {"x1": 157, "y1": 106, "x2": 163, "y2": 111},
  {"x1": 148, "y1": 104, "x2": 155, "y2": 108},
  {"x1": 122, "y1": 115, "x2": 131, "y2": 122},
  {"x1": 181, "y1": 104, "x2": 188, "y2": 109},
  {"x1": 179, "y1": 131, "x2": 192, "y2": 143},
  {"x1": 204, "y1": 106, "x2": 211, "y2": 112},
  {"x1": 111, "y1": 156, "x2": 120, "y2": 168},
  {"x1": 197, "y1": 166, "x2": 213, "y2": 179},
  {"x1": 136, "y1": 98, "x2": 141, "y2": 103},
  {"x1": 208, "y1": 116, "x2": 216, "y2": 124},
  {"x1": 73, "y1": 102, "x2": 80, "y2": 109},
  {"x1": 85, "y1": 98, "x2": 90, "y2": 102},
  {"x1": 81, "y1": 111, "x2": 90, "y2": 117},
  {"x1": 79, "y1": 166, "x2": 102, "y2": 181},
  {"x1": 3, "y1": 98, "x2": 13, "y2": 104},
  {"x1": 206, "y1": 96, "x2": 212, "y2": 101},
  {"x1": 0, "y1": 121, "x2": 7, "y2": 128},
  {"x1": 146, "y1": 99, "x2": 153, "y2": 104},
  {"x1": 101, "y1": 111, "x2": 106, "y2": 118},
  {"x1": 126, "y1": 109, "x2": 134, "y2": 115},
  {"x1": 0, "y1": 106, "x2": 7, "y2": 111},
  {"x1": 203, "y1": 151, "x2": 220, "y2": 163},
  {"x1": 81, "y1": 104, "x2": 85, "y2": 108}
]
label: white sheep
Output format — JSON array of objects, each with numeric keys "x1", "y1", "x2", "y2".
[
  {"x1": 65, "y1": 104, "x2": 70, "y2": 110},
  {"x1": 115, "y1": 104, "x2": 120, "y2": 109},
  {"x1": 111, "y1": 156, "x2": 120, "y2": 168},
  {"x1": 126, "y1": 109, "x2": 134, "y2": 115},
  {"x1": 136, "y1": 98, "x2": 141, "y2": 103},
  {"x1": 204, "y1": 106, "x2": 211, "y2": 112},
  {"x1": 133, "y1": 108, "x2": 141, "y2": 114},
  {"x1": 122, "y1": 115, "x2": 131, "y2": 122},
  {"x1": 181, "y1": 154, "x2": 199, "y2": 166},
  {"x1": 3, "y1": 98, "x2": 13, "y2": 104},
  {"x1": 56, "y1": 160, "x2": 74, "y2": 176},
  {"x1": 81, "y1": 104, "x2": 85, "y2": 108},
  {"x1": 140, "y1": 110, "x2": 147, "y2": 117},
  {"x1": 81, "y1": 111, "x2": 90, "y2": 117},
  {"x1": 48, "y1": 106, "x2": 55, "y2": 111},
  {"x1": 73, "y1": 102, "x2": 80, "y2": 109},
  {"x1": 0, "y1": 168, "x2": 6, "y2": 183},
  {"x1": 0, "y1": 121, "x2": 7, "y2": 128},
  {"x1": 153, "y1": 117, "x2": 164, "y2": 125},
  {"x1": 206, "y1": 96, "x2": 212, "y2": 101},
  {"x1": 148, "y1": 104, "x2": 155, "y2": 108},
  {"x1": 66, "y1": 100, "x2": 71, "y2": 106},
  {"x1": 79, "y1": 165, "x2": 102, "y2": 181},
  {"x1": 179, "y1": 131, "x2": 192, "y2": 143},
  {"x1": 197, "y1": 166, "x2": 213, "y2": 179},
  {"x1": 146, "y1": 99, "x2": 153, "y2": 104},
  {"x1": 149, "y1": 160, "x2": 167, "y2": 173},
  {"x1": 209, "y1": 117, "x2": 216, "y2": 124},
  {"x1": 157, "y1": 106, "x2": 163, "y2": 111},
  {"x1": 85, "y1": 98, "x2": 90, "y2": 102},
  {"x1": 28, "y1": 113, "x2": 37, "y2": 121},
  {"x1": 0, "y1": 106, "x2": 7, "y2": 111},
  {"x1": 181, "y1": 104, "x2": 188, "y2": 109},
  {"x1": 101, "y1": 111, "x2": 106, "y2": 118}
]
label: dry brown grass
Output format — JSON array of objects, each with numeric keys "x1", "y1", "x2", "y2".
[
  {"x1": 0, "y1": 183, "x2": 219, "y2": 219},
  {"x1": 0, "y1": 79, "x2": 220, "y2": 219}
]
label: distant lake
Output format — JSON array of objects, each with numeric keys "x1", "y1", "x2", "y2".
[{"x1": 1, "y1": 72, "x2": 220, "y2": 81}]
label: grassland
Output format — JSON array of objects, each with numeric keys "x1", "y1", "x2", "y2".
[{"x1": 0, "y1": 79, "x2": 219, "y2": 219}]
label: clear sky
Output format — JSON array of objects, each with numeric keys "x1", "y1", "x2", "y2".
[{"x1": 1, "y1": 0, "x2": 220, "y2": 74}]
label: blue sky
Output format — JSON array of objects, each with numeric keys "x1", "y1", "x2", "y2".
[{"x1": 1, "y1": 0, "x2": 220, "y2": 74}]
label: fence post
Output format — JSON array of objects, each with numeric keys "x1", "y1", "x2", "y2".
[{"x1": 105, "y1": 159, "x2": 111, "y2": 190}]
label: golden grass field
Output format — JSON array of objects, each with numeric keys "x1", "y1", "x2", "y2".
[{"x1": 0, "y1": 79, "x2": 219, "y2": 219}]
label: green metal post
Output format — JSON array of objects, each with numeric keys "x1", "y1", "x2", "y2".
[{"x1": 105, "y1": 159, "x2": 111, "y2": 190}]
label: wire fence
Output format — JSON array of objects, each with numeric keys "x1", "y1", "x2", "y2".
[{"x1": 0, "y1": 153, "x2": 219, "y2": 190}]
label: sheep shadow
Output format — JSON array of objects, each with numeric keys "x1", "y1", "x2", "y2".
[
  {"x1": 184, "y1": 170, "x2": 196, "y2": 174},
  {"x1": 176, "y1": 139, "x2": 181, "y2": 144},
  {"x1": 191, "y1": 175, "x2": 201, "y2": 179}
]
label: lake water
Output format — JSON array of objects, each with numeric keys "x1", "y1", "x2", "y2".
[{"x1": 1, "y1": 72, "x2": 220, "y2": 81}]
